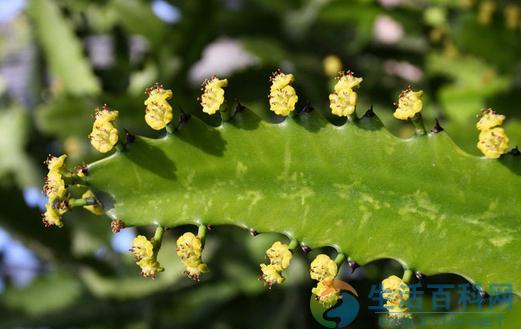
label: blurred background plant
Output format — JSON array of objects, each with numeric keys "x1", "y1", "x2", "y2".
[{"x1": 0, "y1": 0, "x2": 519, "y2": 328}]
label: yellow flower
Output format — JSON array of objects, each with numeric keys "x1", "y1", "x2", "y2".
[
  {"x1": 323, "y1": 55, "x2": 342, "y2": 77},
  {"x1": 184, "y1": 263, "x2": 209, "y2": 281},
  {"x1": 476, "y1": 109, "x2": 506, "y2": 131},
  {"x1": 384, "y1": 301, "x2": 412, "y2": 319},
  {"x1": 382, "y1": 275, "x2": 410, "y2": 304},
  {"x1": 329, "y1": 72, "x2": 363, "y2": 117},
  {"x1": 81, "y1": 190, "x2": 103, "y2": 215},
  {"x1": 176, "y1": 232, "x2": 208, "y2": 280},
  {"x1": 43, "y1": 154, "x2": 67, "y2": 200},
  {"x1": 260, "y1": 263, "x2": 285, "y2": 287},
  {"x1": 312, "y1": 280, "x2": 341, "y2": 308},
  {"x1": 137, "y1": 258, "x2": 164, "y2": 278},
  {"x1": 131, "y1": 235, "x2": 154, "y2": 261},
  {"x1": 310, "y1": 254, "x2": 338, "y2": 281},
  {"x1": 176, "y1": 232, "x2": 202, "y2": 261},
  {"x1": 43, "y1": 170, "x2": 65, "y2": 199},
  {"x1": 89, "y1": 107, "x2": 119, "y2": 153},
  {"x1": 393, "y1": 88, "x2": 424, "y2": 120},
  {"x1": 46, "y1": 154, "x2": 67, "y2": 172},
  {"x1": 505, "y1": 4, "x2": 520, "y2": 30},
  {"x1": 42, "y1": 201, "x2": 64, "y2": 228},
  {"x1": 144, "y1": 84, "x2": 173, "y2": 130},
  {"x1": 266, "y1": 241, "x2": 292, "y2": 271},
  {"x1": 200, "y1": 77, "x2": 228, "y2": 115},
  {"x1": 478, "y1": 127, "x2": 510, "y2": 159},
  {"x1": 269, "y1": 71, "x2": 298, "y2": 116}
]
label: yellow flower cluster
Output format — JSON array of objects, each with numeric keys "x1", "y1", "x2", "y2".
[
  {"x1": 382, "y1": 275, "x2": 412, "y2": 319},
  {"x1": 144, "y1": 84, "x2": 173, "y2": 130},
  {"x1": 310, "y1": 254, "x2": 340, "y2": 307},
  {"x1": 42, "y1": 155, "x2": 68, "y2": 227},
  {"x1": 200, "y1": 77, "x2": 228, "y2": 115},
  {"x1": 89, "y1": 106, "x2": 119, "y2": 153},
  {"x1": 131, "y1": 235, "x2": 163, "y2": 278},
  {"x1": 329, "y1": 72, "x2": 363, "y2": 117},
  {"x1": 269, "y1": 71, "x2": 298, "y2": 116},
  {"x1": 393, "y1": 88, "x2": 424, "y2": 121},
  {"x1": 260, "y1": 241, "x2": 293, "y2": 287},
  {"x1": 476, "y1": 109, "x2": 510, "y2": 159},
  {"x1": 176, "y1": 232, "x2": 208, "y2": 281}
]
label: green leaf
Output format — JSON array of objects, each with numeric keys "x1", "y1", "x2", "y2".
[
  {"x1": 28, "y1": 0, "x2": 100, "y2": 95},
  {"x1": 0, "y1": 271, "x2": 82, "y2": 317},
  {"x1": 0, "y1": 105, "x2": 39, "y2": 187},
  {"x1": 82, "y1": 108, "x2": 521, "y2": 295}
]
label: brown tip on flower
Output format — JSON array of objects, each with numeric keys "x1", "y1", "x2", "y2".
[
  {"x1": 477, "y1": 108, "x2": 494, "y2": 120},
  {"x1": 44, "y1": 154, "x2": 54, "y2": 166},
  {"x1": 145, "y1": 82, "x2": 164, "y2": 95},
  {"x1": 41, "y1": 214, "x2": 52, "y2": 228},
  {"x1": 399, "y1": 85, "x2": 413, "y2": 99},
  {"x1": 269, "y1": 69, "x2": 282, "y2": 81},
  {"x1": 111, "y1": 219, "x2": 125, "y2": 234},
  {"x1": 185, "y1": 271, "x2": 201, "y2": 282},
  {"x1": 75, "y1": 163, "x2": 88, "y2": 176},
  {"x1": 258, "y1": 275, "x2": 273, "y2": 289}
]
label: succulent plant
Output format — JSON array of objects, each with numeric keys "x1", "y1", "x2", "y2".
[{"x1": 41, "y1": 71, "x2": 520, "y2": 318}]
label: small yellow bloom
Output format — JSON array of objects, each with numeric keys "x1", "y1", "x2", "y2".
[
  {"x1": 477, "y1": 109, "x2": 506, "y2": 131},
  {"x1": 42, "y1": 201, "x2": 64, "y2": 228},
  {"x1": 329, "y1": 72, "x2": 363, "y2": 117},
  {"x1": 43, "y1": 154, "x2": 67, "y2": 200},
  {"x1": 312, "y1": 280, "x2": 341, "y2": 308},
  {"x1": 382, "y1": 275, "x2": 410, "y2": 304},
  {"x1": 89, "y1": 107, "x2": 119, "y2": 153},
  {"x1": 144, "y1": 84, "x2": 173, "y2": 130},
  {"x1": 260, "y1": 263, "x2": 285, "y2": 287},
  {"x1": 176, "y1": 232, "x2": 208, "y2": 280},
  {"x1": 269, "y1": 71, "x2": 298, "y2": 116},
  {"x1": 81, "y1": 190, "x2": 104, "y2": 215},
  {"x1": 176, "y1": 232, "x2": 202, "y2": 261},
  {"x1": 131, "y1": 235, "x2": 154, "y2": 261},
  {"x1": 478, "y1": 127, "x2": 510, "y2": 159},
  {"x1": 310, "y1": 254, "x2": 338, "y2": 281},
  {"x1": 44, "y1": 171, "x2": 65, "y2": 199},
  {"x1": 384, "y1": 301, "x2": 412, "y2": 319},
  {"x1": 46, "y1": 154, "x2": 67, "y2": 172},
  {"x1": 184, "y1": 262, "x2": 209, "y2": 281},
  {"x1": 200, "y1": 77, "x2": 228, "y2": 115},
  {"x1": 323, "y1": 55, "x2": 342, "y2": 77},
  {"x1": 393, "y1": 88, "x2": 424, "y2": 120},
  {"x1": 137, "y1": 258, "x2": 164, "y2": 278},
  {"x1": 505, "y1": 4, "x2": 520, "y2": 30},
  {"x1": 266, "y1": 241, "x2": 292, "y2": 271}
]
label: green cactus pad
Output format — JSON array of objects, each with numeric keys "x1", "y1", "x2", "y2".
[{"x1": 81, "y1": 106, "x2": 521, "y2": 294}]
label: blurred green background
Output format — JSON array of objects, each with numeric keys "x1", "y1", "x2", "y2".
[{"x1": 0, "y1": 0, "x2": 519, "y2": 328}]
